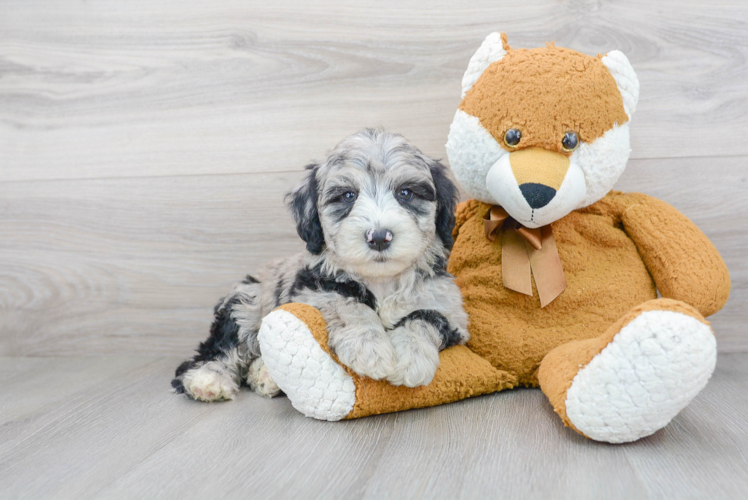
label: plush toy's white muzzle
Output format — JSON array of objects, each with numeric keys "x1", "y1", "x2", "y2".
[{"x1": 485, "y1": 151, "x2": 587, "y2": 228}]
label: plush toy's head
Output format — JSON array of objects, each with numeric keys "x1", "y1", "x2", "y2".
[{"x1": 446, "y1": 33, "x2": 639, "y2": 228}]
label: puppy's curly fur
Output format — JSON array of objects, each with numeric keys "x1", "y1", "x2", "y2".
[{"x1": 173, "y1": 129, "x2": 469, "y2": 401}]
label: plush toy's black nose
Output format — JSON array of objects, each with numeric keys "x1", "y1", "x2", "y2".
[
  {"x1": 520, "y1": 183, "x2": 557, "y2": 209},
  {"x1": 366, "y1": 229, "x2": 393, "y2": 251}
]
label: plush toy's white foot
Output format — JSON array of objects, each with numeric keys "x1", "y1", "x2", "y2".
[
  {"x1": 247, "y1": 357, "x2": 282, "y2": 398},
  {"x1": 182, "y1": 361, "x2": 239, "y2": 402},
  {"x1": 258, "y1": 309, "x2": 356, "y2": 421},
  {"x1": 565, "y1": 310, "x2": 717, "y2": 443}
]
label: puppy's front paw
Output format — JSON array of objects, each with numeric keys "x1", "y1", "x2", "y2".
[
  {"x1": 386, "y1": 327, "x2": 440, "y2": 387},
  {"x1": 182, "y1": 362, "x2": 239, "y2": 402},
  {"x1": 333, "y1": 327, "x2": 397, "y2": 380}
]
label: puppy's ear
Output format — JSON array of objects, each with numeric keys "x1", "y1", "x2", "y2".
[
  {"x1": 429, "y1": 160, "x2": 459, "y2": 251},
  {"x1": 286, "y1": 164, "x2": 325, "y2": 255}
]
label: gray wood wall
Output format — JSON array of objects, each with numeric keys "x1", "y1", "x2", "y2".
[{"x1": 2, "y1": 0, "x2": 746, "y2": 356}]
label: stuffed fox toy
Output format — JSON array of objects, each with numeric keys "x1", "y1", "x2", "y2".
[{"x1": 258, "y1": 33, "x2": 731, "y2": 443}]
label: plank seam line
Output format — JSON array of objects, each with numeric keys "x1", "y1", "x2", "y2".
[{"x1": 1, "y1": 153, "x2": 747, "y2": 185}]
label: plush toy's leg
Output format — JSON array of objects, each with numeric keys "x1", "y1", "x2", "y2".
[
  {"x1": 258, "y1": 303, "x2": 516, "y2": 421},
  {"x1": 538, "y1": 298, "x2": 717, "y2": 443}
]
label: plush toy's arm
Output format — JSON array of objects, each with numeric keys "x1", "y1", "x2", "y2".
[
  {"x1": 620, "y1": 193, "x2": 730, "y2": 317},
  {"x1": 259, "y1": 303, "x2": 515, "y2": 421}
]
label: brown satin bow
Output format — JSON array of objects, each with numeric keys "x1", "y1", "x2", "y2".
[{"x1": 483, "y1": 206, "x2": 567, "y2": 308}]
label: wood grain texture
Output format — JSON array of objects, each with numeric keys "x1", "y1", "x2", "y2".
[
  {"x1": 1, "y1": 156, "x2": 745, "y2": 356},
  {"x1": 0, "y1": 354, "x2": 747, "y2": 499},
  {"x1": 0, "y1": 172, "x2": 305, "y2": 356},
  {"x1": 1, "y1": 0, "x2": 748, "y2": 182}
]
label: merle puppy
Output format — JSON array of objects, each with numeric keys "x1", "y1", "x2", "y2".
[{"x1": 173, "y1": 129, "x2": 469, "y2": 402}]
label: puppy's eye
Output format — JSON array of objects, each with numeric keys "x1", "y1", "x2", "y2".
[
  {"x1": 341, "y1": 191, "x2": 357, "y2": 204},
  {"x1": 504, "y1": 128, "x2": 521, "y2": 148},
  {"x1": 397, "y1": 188, "x2": 414, "y2": 202},
  {"x1": 561, "y1": 131, "x2": 580, "y2": 152}
]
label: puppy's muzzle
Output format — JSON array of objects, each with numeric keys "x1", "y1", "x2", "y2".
[{"x1": 366, "y1": 228, "x2": 393, "y2": 252}]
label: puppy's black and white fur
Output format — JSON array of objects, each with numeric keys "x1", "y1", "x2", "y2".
[{"x1": 172, "y1": 129, "x2": 469, "y2": 402}]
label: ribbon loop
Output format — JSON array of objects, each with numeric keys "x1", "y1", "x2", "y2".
[
  {"x1": 483, "y1": 206, "x2": 510, "y2": 241},
  {"x1": 483, "y1": 206, "x2": 567, "y2": 307}
]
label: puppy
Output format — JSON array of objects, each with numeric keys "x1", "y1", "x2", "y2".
[{"x1": 172, "y1": 129, "x2": 469, "y2": 402}]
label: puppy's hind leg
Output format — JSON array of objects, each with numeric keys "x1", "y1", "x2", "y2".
[
  {"x1": 247, "y1": 357, "x2": 282, "y2": 398},
  {"x1": 172, "y1": 276, "x2": 263, "y2": 402}
]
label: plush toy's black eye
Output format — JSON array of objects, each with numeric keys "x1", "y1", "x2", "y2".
[
  {"x1": 341, "y1": 191, "x2": 357, "y2": 204},
  {"x1": 397, "y1": 188, "x2": 414, "y2": 202},
  {"x1": 562, "y1": 131, "x2": 580, "y2": 152},
  {"x1": 504, "y1": 128, "x2": 521, "y2": 148}
]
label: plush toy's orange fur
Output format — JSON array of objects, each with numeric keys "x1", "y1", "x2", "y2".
[{"x1": 449, "y1": 194, "x2": 729, "y2": 388}]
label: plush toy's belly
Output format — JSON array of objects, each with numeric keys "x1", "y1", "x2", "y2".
[{"x1": 448, "y1": 200, "x2": 657, "y2": 386}]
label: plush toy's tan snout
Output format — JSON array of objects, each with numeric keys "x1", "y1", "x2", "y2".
[{"x1": 510, "y1": 147, "x2": 570, "y2": 209}]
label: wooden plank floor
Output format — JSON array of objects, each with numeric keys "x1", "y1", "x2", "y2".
[{"x1": 0, "y1": 354, "x2": 747, "y2": 499}]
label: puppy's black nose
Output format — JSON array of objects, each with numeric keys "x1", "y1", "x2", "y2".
[
  {"x1": 366, "y1": 229, "x2": 393, "y2": 251},
  {"x1": 519, "y1": 183, "x2": 557, "y2": 209}
]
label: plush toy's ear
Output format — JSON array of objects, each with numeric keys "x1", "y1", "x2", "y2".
[
  {"x1": 461, "y1": 32, "x2": 509, "y2": 98},
  {"x1": 429, "y1": 160, "x2": 459, "y2": 251},
  {"x1": 602, "y1": 50, "x2": 640, "y2": 118},
  {"x1": 286, "y1": 164, "x2": 325, "y2": 255}
]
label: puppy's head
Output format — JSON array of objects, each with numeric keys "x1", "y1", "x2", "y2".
[{"x1": 287, "y1": 129, "x2": 458, "y2": 278}]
